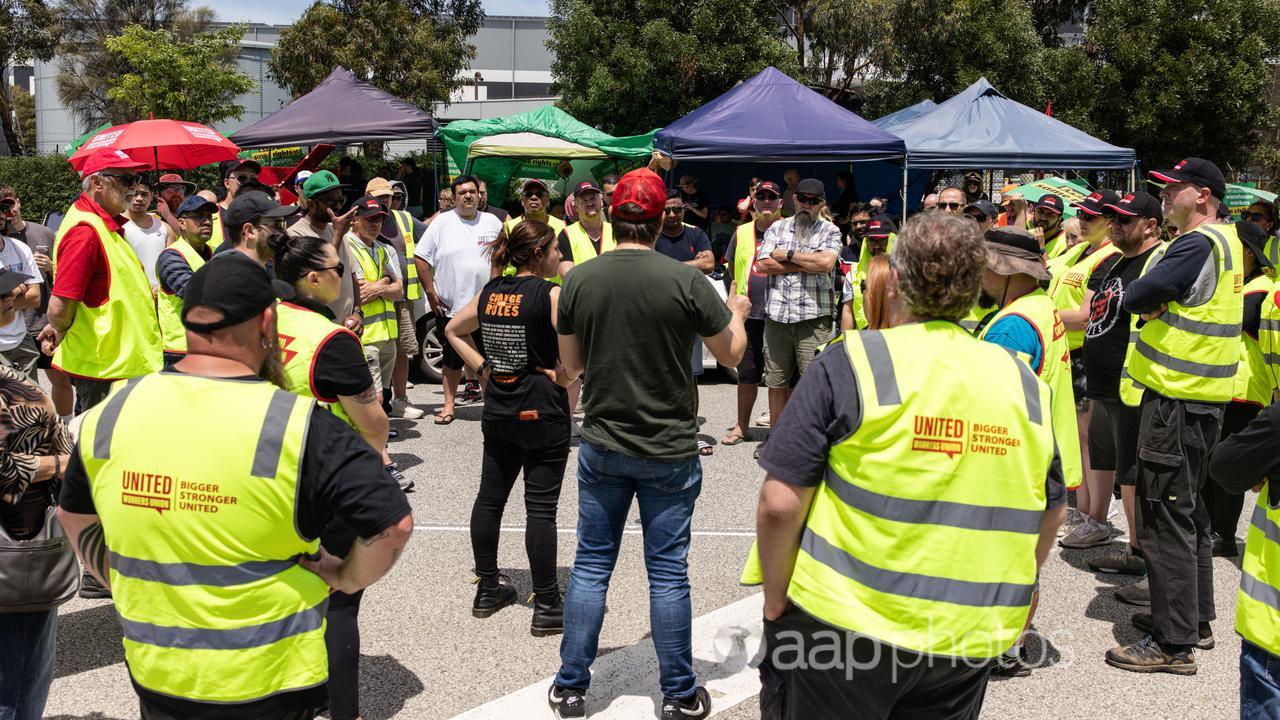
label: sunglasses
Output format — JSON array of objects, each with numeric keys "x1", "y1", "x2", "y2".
[
  {"x1": 663, "y1": 206, "x2": 685, "y2": 215},
  {"x1": 1241, "y1": 211, "x2": 1271, "y2": 223},
  {"x1": 230, "y1": 174, "x2": 255, "y2": 183},
  {"x1": 523, "y1": 190, "x2": 548, "y2": 199},
  {"x1": 754, "y1": 192, "x2": 780, "y2": 201},
  {"x1": 102, "y1": 173, "x2": 138, "y2": 185},
  {"x1": 936, "y1": 202, "x2": 963, "y2": 210},
  {"x1": 316, "y1": 262, "x2": 345, "y2": 277},
  {"x1": 794, "y1": 194, "x2": 822, "y2": 205},
  {"x1": 1106, "y1": 213, "x2": 1141, "y2": 225}
]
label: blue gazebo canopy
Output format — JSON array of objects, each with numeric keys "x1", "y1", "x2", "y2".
[
  {"x1": 873, "y1": 99, "x2": 937, "y2": 130},
  {"x1": 654, "y1": 67, "x2": 906, "y2": 162}
]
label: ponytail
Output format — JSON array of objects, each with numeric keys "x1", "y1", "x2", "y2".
[{"x1": 491, "y1": 219, "x2": 555, "y2": 272}]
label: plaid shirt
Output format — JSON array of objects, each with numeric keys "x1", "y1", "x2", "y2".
[{"x1": 756, "y1": 216, "x2": 843, "y2": 323}]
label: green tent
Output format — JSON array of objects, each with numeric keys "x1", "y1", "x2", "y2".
[
  {"x1": 1005, "y1": 176, "x2": 1092, "y2": 218},
  {"x1": 437, "y1": 106, "x2": 657, "y2": 204},
  {"x1": 64, "y1": 122, "x2": 114, "y2": 156}
]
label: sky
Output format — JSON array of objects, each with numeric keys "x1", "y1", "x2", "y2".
[{"x1": 216, "y1": 0, "x2": 550, "y2": 25}]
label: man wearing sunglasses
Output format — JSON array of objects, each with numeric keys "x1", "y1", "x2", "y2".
[
  {"x1": 289, "y1": 170, "x2": 363, "y2": 338},
  {"x1": 754, "y1": 178, "x2": 842, "y2": 442},
  {"x1": 155, "y1": 195, "x2": 219, "y2": 366},
  {"x1": 936, "y1": 186, "x2": 966, "y2": 215},
  {"x1": 37, "y1": 149, "x2": 162, "y2": 417},
  {"x1": 505, "y1": 179, "x2": 565, "y2": 238}
]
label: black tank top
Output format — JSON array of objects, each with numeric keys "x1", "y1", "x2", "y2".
[{"x1": 478, "y1": 275, "x2": 569, "y2": 422}]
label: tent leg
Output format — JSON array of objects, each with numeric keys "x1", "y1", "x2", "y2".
[
  {"x1": 1129, "y1": 164, "x2": 1137, "y2": 193},
  {"x1": 901, "y1": 163, "x2": 909, "y2": 223}
]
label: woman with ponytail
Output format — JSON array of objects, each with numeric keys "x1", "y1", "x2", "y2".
[
  {"x1": 445, "y1": 219, "x2": 572, "y2": 635},
  {"x1": 268, "y1": 232, "x2": 411, "y2": 720}
]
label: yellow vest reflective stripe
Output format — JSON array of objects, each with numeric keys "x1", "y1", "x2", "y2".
[
  {"x1": 50, "y1": 205, "x2": 162, "y2": 380},
  {"x1": 79, "y1": 373, "x2": 328, "y2": 703},
  {"x1": 503, "y1": 214, "x2": 567, "y2": 283},
  {"x1": 959, "y1": 305, "x2": 996, "y2": 335},
  {"x1": 345, "y1": 236, "x2": 398, "y2": 344},
  {"x1": 391, "y1": 210, "x2": 421, "y2": 301},
  {"x1": 732, "y1": 222, "x2": 757, "y2": 297},
  {"x1": 276, "y1": 302, "x2": 357, "y2": 428},
  {"x1": 1128, "y1": 223, "x2": 1244, "y2": 403},
  {"x1": 981, "y1": 288, "x2": 1082, "y2": 489},
  {"x1": 208, "y1": 209, "x2": 224, "y2": 251},
  {"x1": 1043, "y1": 229, "x2": 1068, "y2": 261},
  {"x1": 1238, "y1": 487, "x2": 1280, "y2": 657},
  {"x1": 1234, "y1": 275, "x2": 1275, "y2": 407},
  {"x1": 155, "y1": 240, "x2": 208, "y2": 354},
  {"x1": 781, "y1": 323, "x2": 1054, "y2": 658},
  {"x1": 1260, "y1": 288, "x2": 1280, "y2": 396},
  {"x1": 1049, "y1": 242, "x2": 1120, "y2": 351},
  {"x1": 565, "y1": 220, "x2": 615, "y2": 268}
]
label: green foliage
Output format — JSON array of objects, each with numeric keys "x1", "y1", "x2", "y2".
[
  {"x1": 0, "y1": 0, "x2": 61, "y2": 155},
  {"x1": 547, "y1": 0, "x2": 800, "y2": 135},
  {"x1": 10, "y1": 85, "x2": 35, "y2": 153},
  {"x1": 103, "y1": 24, "x2": 254, "y2": 124},
  {"x1": 268, "y1": 0, "x2": 482, "y2": 111},
  {"x1": 0, "y1": 155, "x2": 83, "y2": 222}
]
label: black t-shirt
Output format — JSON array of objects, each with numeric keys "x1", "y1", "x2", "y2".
[
  {"x1": 655, "y1": 226, "x2": 711, "y2": 263},
  {"x1": 58, "y1": 371, "x2": 410, "y2": 720},
  {"x1": 556, "y1": 226, "x2": 609, "y2": 265},
  {"x1": 680, "y1": 189, "x2": 710, "y2": 229},
  {"x1": 758, "y1": 335, "x2": 1065, "y2": 507},
  {"x1": 479, "y1": 275, "x2": 569, "y2": 422},
  {"x1": 1083, "y1": 246, "x2": 1158, "y2": 401}
]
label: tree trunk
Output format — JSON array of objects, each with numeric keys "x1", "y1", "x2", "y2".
[
  {"x1": 0, "y1": 80, "x2": 21, "y2": 156},
  {"x1": 795, "y1": 2, "x2": 806, "y2": 69}
]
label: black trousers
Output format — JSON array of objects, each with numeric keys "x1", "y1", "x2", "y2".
[
  {"x1": 759, "y1": 606, "x2": 992, "y2": 720},
  {"x1": 472, "y1": 417, "x2": 569, "y2": 598},
  {"x1": 71, "y1": 375, "x2": 113, "y2": 413},
  {"x1": 1200, "y1": 402, "x2": 1261, "y2": 542},
  {"x1": 1134, "y1": 391, "x2": 1223, "y2": 648},
  {"x1": 140, "y1": 701, "x2": 316, "y2": 720},
  {"x1": 324, "y1": 589, "x2": 365, "y2": 720}
]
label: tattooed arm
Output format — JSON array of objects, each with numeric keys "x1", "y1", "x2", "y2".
[
  {"x1": 58, "y1": 510, "x2": 111, "y2": 589},
  {"x1": 297, "y1": 513, "x2": 413, "y2": 594},
  {"x1": 338, "y1": 382, "x2": 390, "y2": 453}
]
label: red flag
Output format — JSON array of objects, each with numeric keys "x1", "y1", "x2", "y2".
[{"x1": 1045, "y1": 101, "x2": 1053, "y2": 117}]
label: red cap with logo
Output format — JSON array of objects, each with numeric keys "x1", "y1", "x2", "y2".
[
  {"x1": 610, "y1": 168, "x2": 667, "y2": 221},
  {"x1": 79, "y1": 149, "x2": 147, "y2": 178}
]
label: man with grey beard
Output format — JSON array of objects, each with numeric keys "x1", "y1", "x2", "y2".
[{"x1": 754, "y1": 178, "x2": 842, "y2": 447}]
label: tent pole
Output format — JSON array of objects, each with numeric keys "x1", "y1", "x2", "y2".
[
  {"x1": 901, "y1": 161, "x2": 908, "y2": 223},
  {"x1": 1129, "y1": 163, "x2": 1137, "y2": 193}
]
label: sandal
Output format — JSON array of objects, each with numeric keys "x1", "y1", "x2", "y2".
[
  {"x1": 697, "y1": 439, "x2": 714, "y2": 456},
  {"x1": 433, "y1": 413, "x2": 455, "y2": 425},
  {"x1": 721, "y1": 431, "x2": 746, "y2": 446}
]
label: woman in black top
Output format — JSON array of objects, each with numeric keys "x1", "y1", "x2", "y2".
[{"x1": 446, "y1": 219, "x2": 571, "y2": 635}]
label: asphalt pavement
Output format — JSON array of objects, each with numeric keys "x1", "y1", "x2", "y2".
[{"x1": 42, "y1": 374, "x2": 1250, "y2": 720}]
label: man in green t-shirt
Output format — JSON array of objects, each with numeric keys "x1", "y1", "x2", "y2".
[{"x1": 549, "y1": 168, "x2": 749, "y2": 720}]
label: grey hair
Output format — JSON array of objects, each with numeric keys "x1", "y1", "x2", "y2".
[
  {"x1": 82, "y1": 176, "x2": 94, "y2": 191},
  {"x1": 889, "y1": 212, "x2": 985, "y2": 321}
]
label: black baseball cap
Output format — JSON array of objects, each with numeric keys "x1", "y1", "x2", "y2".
[
  {"x1": 964, "y1": 200, "x2": 1000, "y2": 220},
  {"x1": 1149, "y1": 158, "x2": 1226, "y2": 201},
  {"x1": 0, "y1": 268, "x2": 31, "y2": 296},
  {"x1": 353, "y1": 194, "x2": 388, "y2": 218},
  {"x1": 182, "y1": 255, "x2": 295, "y2": 332},
  {"x1": 1033, "y1": 194, "x2": 1065, "y2": 214},
  {"x1": 796, "y1": 178, "x2": 825, "y2": 198},
  {"x1": 1237, "y1": 220, "x2": 1273, "y2": 270},
  {"x1": 223, "y1": 191, "x2": 297, "y2": 233},
  {"x1": 1071, "y1": 189, "x2": 1121, "y2": 216},
  {"x1": 866, "y1": 215, "x2": 898, "y2": 238},
  {"x1": 219, "y1": 158, "x2": 262, "y2": 179},
  {"x1": 1102, "y1": 191, "x2": 1163, "y2": 224}
]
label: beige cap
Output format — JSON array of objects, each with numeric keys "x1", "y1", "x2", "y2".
[{"x1": 365, "y1": 177, "x2": 395, "y2": 199}]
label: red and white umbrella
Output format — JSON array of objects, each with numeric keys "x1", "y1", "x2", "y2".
[{"x1": 68, "y1": 119, "x2": 242, "y2": 172}]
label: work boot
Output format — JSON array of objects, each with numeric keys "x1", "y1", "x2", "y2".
[
  {"x1": 531, "y1": 591, "x2": 564, "y2": 637},
  {"x1": 1131, "y1": 613, "x2": 1215, "y2": 650},
  {"x1": 991, "y1": 645, "x2": 1033, "y2": 677},
  {"x1": 1212, "y1": 534, "x2": 1240, "y2": 557},
  {"x1": 1089, "y1": 546, "x2": 1147, "y2": 575},
  {"x1": 472, "y1": 575, "x2": 517, "y2": 618},
  {"x1": 1105, "y1": 635, "x2": 1196, "y2": 675},
  {"x1": 1115, "y1": 578, "x2": 1151, "y2": 606}
]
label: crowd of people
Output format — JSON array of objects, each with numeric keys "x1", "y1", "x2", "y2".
[{"x1": 0, "y1": 144, "x2": 1277, "y2": 720}]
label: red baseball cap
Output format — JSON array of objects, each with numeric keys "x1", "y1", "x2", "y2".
[
  {"x1": 79, "y1": 149, "x2": 147, "y2": 178},
  {"x1": 610, "y1": 168, "x2": 666, "y2": 221}
]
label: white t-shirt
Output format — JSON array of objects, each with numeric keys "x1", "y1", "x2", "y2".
[
  {"x1": 414, "y1": 209, "x2": 501, "y2": 313},
  {"x1": 0, "y1": 236, "x2": 42, "y2": 351},
  {"x1": 123, "y1": 215, "x2": 168, "y2": 287}
]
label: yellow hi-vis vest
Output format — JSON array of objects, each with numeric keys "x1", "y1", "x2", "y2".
[
  {"x1": 980, "y1": 288, "x2": 1081, "y2": 489},
  {"x1": 565, "y1": 220, "x2": 615, "y2": 270},
  {"x1": 1049, "y1": 241, "x2": 1121, "y2": 351},
  {"x1": 1234, "y1": 274, "x2": 1275, "y2": 407},
  {"x1": 847, "y1": 234, "x2": 896, "y2": 330},
  {"x1": 208, "y1": 209, "x2": 225, "y2": 252},
  {"x1": 747, "y1": 322, "x2": 1054, "y2": 658},
  {"x1": 1260, "y1": 287, "x2": 1280, "y2": 396},
  {"x1": 732, "y1": 222, "x2": 759, "y2": 297},
  {"x1": 959, "y1": 305, "x2": 996, "y2": 335},
  {"x1": 1264, "y1": 236, "x2": 1279, "y2": 278},
  {"x1": 79, "y1": 373, "x2": 329, "y2": 703},
  {"x1": 1118, "y1": 244, "x2": 1169, "y2": 406},
  {"x1": 503, "y1": 214, "x2": 568, "y2": 283},
  {"x1": 1043, "y1": 229, "x2": 1068, "y2": 261},
  {"x1": 390, "y1": 210, "x2": 421, "y2": 301},
  {"x1": 1128, "y1": 223, "x2": 1245, "y2": 403},
  {"x1": 276, "y1": 302, "x2": 357, "y2": 429},
  {"x1": 51, "y1": 205, "x2": 162, "y2": 380},
  {"x1": 1238, "y1": 485, "x2": 1280, "y2": 657},
  {"x1": 155, "y1": 240, "x2": 208, "y2": 354},
  {"x1": 345, "y1": 235, "x2": 398, "y2": 345}
]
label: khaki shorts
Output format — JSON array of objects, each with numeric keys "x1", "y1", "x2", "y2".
[
  {"x1": 762, "y1": 316, "x2": 834, "y2": 388},
  {"x1": 363, "y1": 339, "x2": 397, "y2": 391},
  {"x1": 396, "y1": 302, "x2": 418, "y2": 357}
]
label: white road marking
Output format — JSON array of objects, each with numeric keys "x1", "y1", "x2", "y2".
[
  {"x1": 413, "y1": 524, "x2": 758, "y2": 538},
  {"x1": 449, "y1": 592, "x2": 765, "y2": 719}
]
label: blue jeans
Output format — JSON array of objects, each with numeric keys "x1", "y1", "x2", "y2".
[
  {"x1": 0, "y1": 609, "x2": 57, "y2": 720},
  {"x1": 556, "y1": 441, "x2": 702, "y2": 699},
  {"x1": 1242, "y1": 640, "x2": 1280, "y2": 719}
]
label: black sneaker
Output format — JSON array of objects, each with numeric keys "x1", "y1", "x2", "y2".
[
  {"x1": 78, "y1": 571, "x2": 111, "y2": 599},
  {"x1": 1131, "y1": 613, "x2": 1215, "y2": 650},
  {"x1": 460, "y1": 380, "x2": 483, "y2": 405},
  {"x1": 991, "y1": 646, "x2": 1032, "y2": 677},
  {"x1": 1212, "y1": 535, "x2": 1239, "y2": 557},
  {"x1": 661, "y1": 686, "x2": 711, "y2": 720},
  {"x1": 385, "y1": 463, "x2": 414, "y2": 492},
  {"x1": 387, "y1": 427, "x2": 399, "y2": 440},
  {"x1": 1105, "y1": 635, "x2": 1196, "y2": 675},
  {"x1": 548, "y1": 683, "x2": 586, "y2": 719}
]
